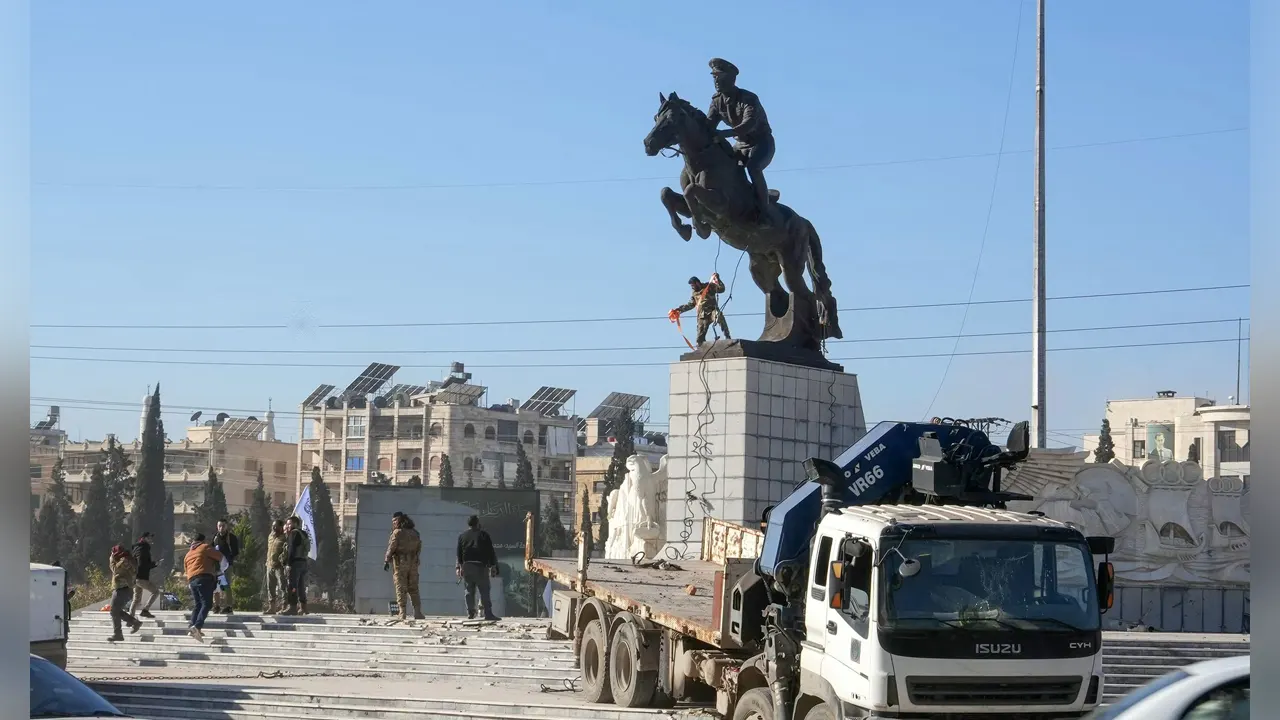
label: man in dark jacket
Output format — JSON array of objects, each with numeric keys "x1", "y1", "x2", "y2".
[
  {"x1": 456, "y1": 515, "x2": 500, "y2": 621},
  {"x1": 128, "y1": 532, "x2": 160, "y2": 619},
  {"x1": 283, "y1": 515, "x2": 310, "y2": 616},
  {"x1": 211, "y1": 518, "x2": 240, "y2": 614}
]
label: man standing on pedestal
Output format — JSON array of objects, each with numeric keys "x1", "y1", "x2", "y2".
[
  {"x1": 455, "y1": 515, "x2": 501, "y2": 622},
  {"x1": 672, "y1": 273, "x2": 731, "y2": 346}
]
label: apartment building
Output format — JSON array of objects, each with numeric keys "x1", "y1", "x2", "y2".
[
  {"x1": 29, "y1": 402, "x2": 298, "y2": 526},
  {"x1": 1081, "y1": 390, "x2": 1250, "y2": 479},
  {"x1": 296, "y1": 362, "x2": 580, "y2": 530}
]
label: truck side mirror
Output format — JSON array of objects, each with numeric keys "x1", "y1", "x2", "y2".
[
  {"x1": 829, "y1": 561, "x2": 854, "y2": 611},
  {"x1": 1097, "y1": 561, "x2": 1115, "y2": 612},
  {"x1": 1087, "y1": 536, "x2": 1116, "y2": 555}
]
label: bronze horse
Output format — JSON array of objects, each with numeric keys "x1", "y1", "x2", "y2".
[{"x1": 643, "y1": 92, "x2": 842, "y2": 349}]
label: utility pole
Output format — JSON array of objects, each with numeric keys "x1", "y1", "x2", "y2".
[
  {"x1": 1031, "y1": 0, "x2": 1048, "y2": 448},
  {"x1": 1236, "y1": 318, "x2": 1242, "y2": 402}
]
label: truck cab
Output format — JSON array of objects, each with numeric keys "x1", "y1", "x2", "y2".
[{"x1": 799, "y1": 505, "x2": 1107, "y2": 718}]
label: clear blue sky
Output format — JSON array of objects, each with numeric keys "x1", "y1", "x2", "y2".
[{"x1": 30, "y1": 1, "x2": 1249, "y2": 447}]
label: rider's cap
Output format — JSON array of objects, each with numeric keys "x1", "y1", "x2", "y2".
[
  {"x1": 709, "y1": 58, "x2": 739, "y2": 76},
  {"x1": 689, "y1": 276, "x2": 700, "y2": 285}
]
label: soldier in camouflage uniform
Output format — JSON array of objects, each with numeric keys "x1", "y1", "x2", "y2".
[
  {"x1": 707, "y1": 58, "x2": 778, "y2": 225},
  {"x1": 673, "y1": 273, "x2": 731, "y2": 345},
  {"x1": 384, "y1": 514, "x2": 425, "y2": 621},
  {"x1": 264, "y1": 520, "x2": 288, "y2": 614}
]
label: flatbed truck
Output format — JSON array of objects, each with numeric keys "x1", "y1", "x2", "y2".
[{"x1": 526, "y1": 420, "x2": 1118, "y2": 720}]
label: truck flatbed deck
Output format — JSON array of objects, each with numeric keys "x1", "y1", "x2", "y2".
[
  {"x1": 527, "y1": 518, "x2": 764, "y2": 647},
  {"x1": 530, "y1": 557, "x2": 726, "y2": 643}
]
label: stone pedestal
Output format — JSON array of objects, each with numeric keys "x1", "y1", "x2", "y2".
[{"x1": 662, "y1": 356, "x2": 866, "y2": 557}]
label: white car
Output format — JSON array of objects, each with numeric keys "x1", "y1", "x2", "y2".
[
  {"x1": 30, "y1": 654, "x2": 132, "y2": 719},
  {"x1": 1086, "y1": 654, "x2": 1249, "y2": 720}
]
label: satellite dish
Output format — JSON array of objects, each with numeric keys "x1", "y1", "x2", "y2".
[
  {"x1": 247, "y1": 416, "x2": 258, "y2": 421},
  {"x1": 326, "y1": 397, "x2": 340, "y2": 409},
  {"x1": 190, "y1": 411, "x2": 202, "y2": 423},
  {"x1": 373, "y1": 396, "x2": 388, "y2": 409},
  {"x1": 216, "y1": 412, "x2": 230, "y2": 422}
]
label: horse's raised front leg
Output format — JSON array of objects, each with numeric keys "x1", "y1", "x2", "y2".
[
  {"x1": 660, "y1": 186, "x2": 694, "y2": 242},
  {"x1": 683, "y1": 184, "x2": 715, "y2": 240}
]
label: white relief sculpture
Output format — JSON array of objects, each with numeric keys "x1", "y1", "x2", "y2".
[
  {"x1": 1006, "y1": 452, "x2": 1249, "y2": 586},
  {"x1": 604, "y1": 454, "x2": 668, "y2": 561}
]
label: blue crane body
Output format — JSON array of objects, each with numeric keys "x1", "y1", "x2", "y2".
[{"x1": 758, "y1": 420, "x2": 1016, "y2": 581}]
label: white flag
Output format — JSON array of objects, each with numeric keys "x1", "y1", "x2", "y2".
[{"x1": 295, "y1": 485, "x2": 319, "y2": 560}]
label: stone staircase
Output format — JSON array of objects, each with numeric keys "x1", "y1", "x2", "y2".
[{"x1": 67, "y1": 611, "x2": 1248, "y2": 718}]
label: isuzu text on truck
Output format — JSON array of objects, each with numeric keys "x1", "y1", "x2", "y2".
[{"x1": 526, "y1": 420, "x2": 1117, "y2": 720}]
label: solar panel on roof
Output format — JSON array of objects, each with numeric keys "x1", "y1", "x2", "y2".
[
  {"x1": 216, "y1": 418, "x2": 267, "y2": 440},
  {"x1": 588, "y1": 392, "x2": 649, "y2": 421},
  {"x1": 520, "y1": 386, "x2": 576, "y2": 416},
  {"x1": 435, "y1": 383, "x2": 486, "y2": 406},
  {"x1": 342, "y1": 363, "x2": 399, "y2": 397},
  {"x1": 302, "y1": 384, "x2": 336, "y2": 408}
]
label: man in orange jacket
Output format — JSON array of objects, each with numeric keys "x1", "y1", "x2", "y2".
[{"x1": 183, "y1": 533, "x2": 223, "y2": 641}]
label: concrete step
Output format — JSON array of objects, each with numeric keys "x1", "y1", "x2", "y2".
[
  {"x1": 68, "y1": 639, "x2": 576, "y2": 668},
  {"x1": 94, "y1": 683, "x2": 685, "y2": 720}
]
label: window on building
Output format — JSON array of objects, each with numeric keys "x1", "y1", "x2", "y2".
[
  {"x1": 244, "y1": 458, "x2": 259, "y2": 472},
  {"x1": 31, "y1": 494, "x2": 40, "y2": 511},
  {"x1": 1132, "y1": 440, "x2": 1146, "y2": 459},
  {"x1": 398, "y1": 458, "x2": 408, "y2": 470},
  {"x1": 430, "y1": 456, "x2": 442, "y2": 473},
  {"x1": 377, "y1": 457, "x2": 390, "y2": 472},
  {"x1": 1217, "y1": 429, "x2": 1250, "y2": 463},
  {"x1": 244, "y1": 489, "x2": 255, "y2": 506},
  {"x1": 429, "y1": 423, "x2": 443, "y2": 438},
  {"x1": 593, "y1": 481, "x2": 605, "y2": 493},
  {"x1": 463, "y1": 457, "x2": 474, "y2": 472},
  {"x1": 591, "y1": 512, "x2": 600, "y2": 523},
  {"x1": 346, "y1": 453, "x2": 365, "y2": 471},
  {"x1": 411, "y1": 456, "x2": 422, "y2": 470},
  {"x1": 411, "y1": 425, "x2": 424, "y2": 439},
  {"x1": 274, "y1": 461, "x2": 287, "y2": 476},
  {"x1": 273, "y1": 491, "x2": 286, "y2": 506},
  {"x1": 523, "y1": 430, "x2": 535, "y2": 444},
  {"x1": 464, "y1": 424, "x2": 476, "y2": 439},
  {"x1": 539, "y1": 426, "x2": 548, "y2": 448},
  {"x1": 485, "y1": 426, "x2": 496, "y2": 441},
  {"x1": 29, "y1": 464, "x2": 41, "y2": 480},
  {"x1": 347, "y1": 415, "x2": 366, "y2": 439}
]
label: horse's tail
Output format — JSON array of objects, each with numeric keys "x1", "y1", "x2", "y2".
[{"x1": 803, "y1": 220, "x2": 844, "y2": 340}]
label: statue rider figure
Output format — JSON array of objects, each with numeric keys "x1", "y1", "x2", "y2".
[{"x1": 707, "y1": 58, "x2": 778, "y2": 225}]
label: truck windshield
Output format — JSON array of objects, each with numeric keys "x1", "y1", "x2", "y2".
[{"x1": 879, "y1": 538, "x2": 1099, "y2": 632}]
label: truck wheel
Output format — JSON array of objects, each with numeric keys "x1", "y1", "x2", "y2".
[
  {"x1": 579, "y1": 618, "x2": 613, "y2": 703},
  {"x1": 802, "y1": 702, "x2": 836, "y2": 720},
  {"x1": 609, "y1": 622, "x2": 657, "y2": 708},
  {"x1": 733, "y1": 688, "x2": 774, "y2": 720}
]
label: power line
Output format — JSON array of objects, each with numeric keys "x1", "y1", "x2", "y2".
[
  {"x1": 28, "y1": 314, "x2": 1250, "y2": 358},
  {"x1": 33, "y1": 128, "x2": 1244, "y2": 192},
  {"x1": 924, "y1": 0, "x2": 1025, "y2": 420},
  {"x1": 30, "y1": 283, "x2": 1249, "y2": 330},
  {"x1": 29, "y1": 336, "x2": 1249, "y2": 370}
]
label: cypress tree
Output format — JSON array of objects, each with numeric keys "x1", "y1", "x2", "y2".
[
  {"x1": 78, "y1": 464, "x2": 113, "y2": 575},
  {"x1": 308, "y1": 467, "x2": 341, "y2": 593},
  {"x1": 156, "y1": 491, "x2": 176, "y2": 583},
  {"x1": 192, "y1": 467, "x2": 228, "y2": 536},
  {"x1": 102, "y1": 435, "x2": 134, "y2": 544},
  {"x1": 537, "y1": 503, "x2": 569, "y2": 554},
  {"x1": 439, "y1": 454, "x2": 455, "y2": 488},
  {"x1": 131, "y1": 385, "x2": 168, "y2": 540},
  {"x1": 514, "y1": 443, "x2": 535, "y2": 490},
  {"x1": 31, "y1": 458, "x2": 78, "y2": 567},
  {"x1": 250, "y1": 468, "x2": 272, "y2": 547},
  {"x1": 1094, "y1": 419, "x2": 1116, "y2": 463}
]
